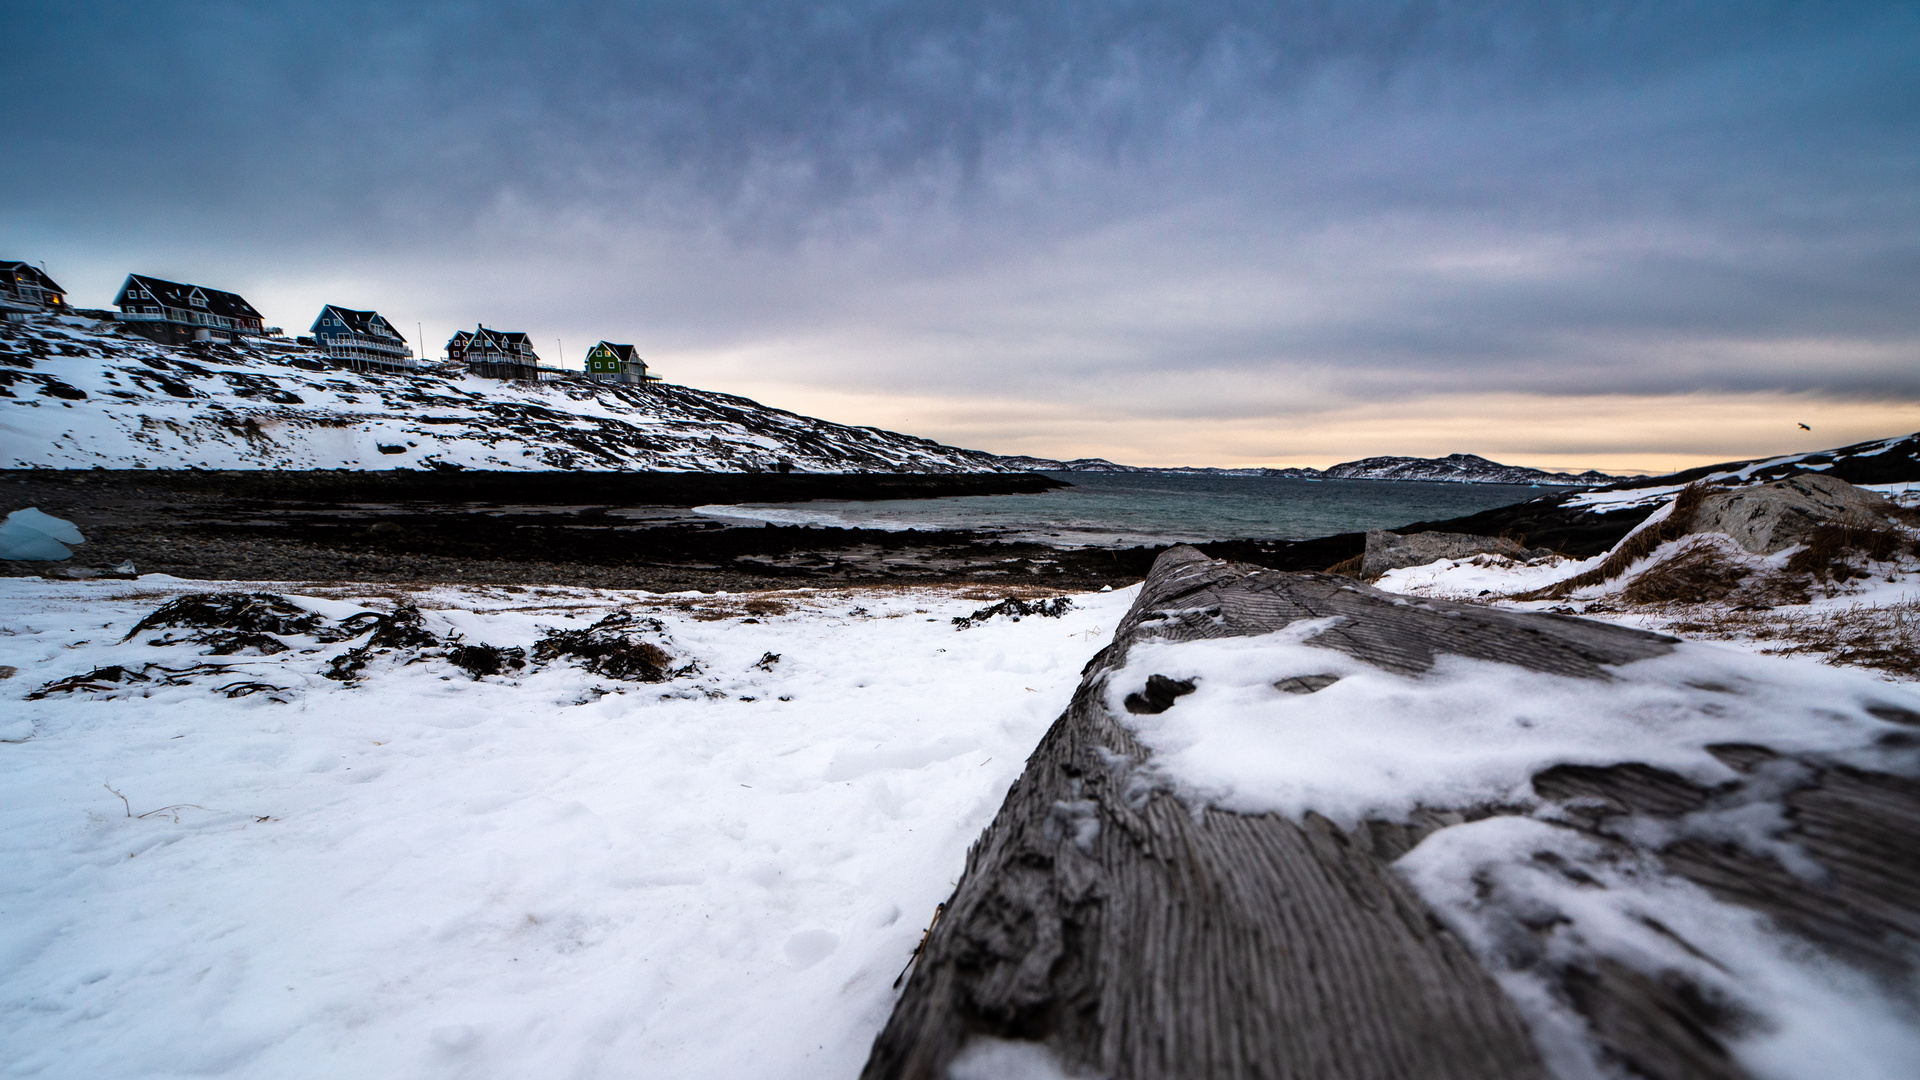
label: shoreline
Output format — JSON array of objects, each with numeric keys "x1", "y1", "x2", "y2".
[{"x1": 1, "y1": 469, "x2": 1652, "y2": 590}]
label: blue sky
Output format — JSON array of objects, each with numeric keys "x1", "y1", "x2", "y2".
[{"x1": 5, "y1": 1, "x2": 1917, "y2": 470}]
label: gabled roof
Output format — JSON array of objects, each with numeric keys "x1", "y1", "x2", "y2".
[
  {"x1": 452, "y1": 326, "x2": 539, "y2": 362},
  {"x1": 590, "y1": 341, "x2": 641, "y2": 363},
  {"x1": 1, "y1": 261, "x2": 65, "y2": 296},
  {"x1": 313, "y1": 304, "x2": 407, "y2": 343},
  {"x1": 115, "y1": 273, "x2": 262, "y2": 322}
]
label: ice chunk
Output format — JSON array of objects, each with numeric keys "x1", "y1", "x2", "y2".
[{"x1": 0, "y1": 507, "x2": 86, "y2": 561}]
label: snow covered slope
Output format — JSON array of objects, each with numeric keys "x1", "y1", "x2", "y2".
[
  {"x1": 0, "y1": 314, "x2": 1017, "y2": 473},
  {"x1": 1596, "y1": 431, "x2": 1920, "y2": 491},
  {"x1": 1301, "y1": 452, "x2": 1622, "y2": 485}
]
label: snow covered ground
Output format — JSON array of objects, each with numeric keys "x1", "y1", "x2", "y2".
[{"x1": 0, "y1": 577, "x2": 1136, "y2": 1079}]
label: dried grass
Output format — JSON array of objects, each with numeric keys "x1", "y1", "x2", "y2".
[
  {"x1": 1521, "y1": 483, "x2": 1709, "y2": 600},
  {"x1": 1664, "y1": 598, "x2": 1920, "y2": 678},
  {"x1": 1324, "y1": 554, "x2": 1365, "y2": 579},
  {"x1": 1616, "y1": 541, "x2": 1750, "y2": 607},
  {"x1": 1783, "y1": 522, "x2": 1913, "y2": 580}
]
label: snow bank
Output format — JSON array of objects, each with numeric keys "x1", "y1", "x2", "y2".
[{"x1": 0, "y1": 578, "x2": 1139, "y2": 1079}]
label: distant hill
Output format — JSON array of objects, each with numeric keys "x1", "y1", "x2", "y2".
[
  {"x1": 0, "y1": 314, "x2": 1022, "y2": 474},
  {"x1": 1006, "y1": 451, "x2": 1630, "y2": 486},
  {"x1": 1593, "y1": 431, "x2": 1920, "y2": 490}
]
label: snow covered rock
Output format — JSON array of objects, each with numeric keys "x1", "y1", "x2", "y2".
[
  {"x1": 1360, "y1": 529, "x2": 1547, "y2": 578},
  {"x1": 867, "y1": 547, "x2": 1920, "y2": 1080},
  {"x1": 1690, "y1": 472, "x2": 1896, "y2": 554},
  {"x1": 0, "y1": 507, "x2": 84, "y2": 561}
]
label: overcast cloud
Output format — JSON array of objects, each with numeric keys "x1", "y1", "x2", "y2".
[{"x1": 4, "y1": 1, "x2": 1916, "y2": 469}]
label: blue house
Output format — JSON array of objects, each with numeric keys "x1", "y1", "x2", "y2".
[{"x1": 310, "y1": 305, "x2": 416, "y2": 372}]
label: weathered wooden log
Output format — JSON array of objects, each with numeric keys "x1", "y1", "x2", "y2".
[{"x1": 862, "y1": 546, "x2": 1920, "y2": 1080}]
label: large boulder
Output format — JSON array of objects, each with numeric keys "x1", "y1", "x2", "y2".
[
  {"x1": 1690, "y1": 473, "x2": 1894, "y2": 554},
  {"x1": 1360, "y1": 529, "x2": 1547, "y2": 577}
]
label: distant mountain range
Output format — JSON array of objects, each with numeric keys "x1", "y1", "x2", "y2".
[{"x1": 999, "y1": 453, "x2": 1630, "y2": 486}]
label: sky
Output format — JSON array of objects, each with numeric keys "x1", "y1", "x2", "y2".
[{"x1": 4, "y1": 1, "x2": 1917, "y2": 472}]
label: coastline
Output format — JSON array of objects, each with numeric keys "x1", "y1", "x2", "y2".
[{"x1": 0, "y1": 468, "x2": 1649, "y2": 590}]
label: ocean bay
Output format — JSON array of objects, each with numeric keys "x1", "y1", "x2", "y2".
[{"x1": 693, "y1": 472, "x2": 1555, "y2": 547}]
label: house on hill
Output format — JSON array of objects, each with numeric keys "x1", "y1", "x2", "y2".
[
  {"x1": 1, "y1": 261, "x2": 68, "y2": 321},
  {"x1": 112, "y1": 274, "x2": 279, "y2": 345},
  {"x1": 584, "y1": 341, "x2": 658, "y2": 385},
  {"x1": 309, "y1": 305, "x2": 415, "y2": 373},
  {"x1": 448, "y1": 326, "x2": 540, "y2": 380}
]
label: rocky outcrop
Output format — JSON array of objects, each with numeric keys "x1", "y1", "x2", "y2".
[
  {"x1": 1690, "y1": 472, "x2": 1896, "y2": 554},
  {"x1": 1360, "y1": 529, "x2": 1549, "y2": 577},
  {"x1": 863, "y1": 547, "x2": 1920, "y2": 1080}
]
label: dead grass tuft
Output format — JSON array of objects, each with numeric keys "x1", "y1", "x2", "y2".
[
  {"x1": 1521, "y1": 483, "x2": 1710, "y2": 600},
  {"x1": 1617, "y1": 542, "x2": 1750, "y2": 606},
  {"x1": 1665, "y1": 598, "x2": 1920, "y2": 678},
  {"x1": 1324, "y1": 554, "x2": 1365, "y2": 579},
  {"x1": 1783, "y1": 522, "x2": 1912, "y2": 580}
]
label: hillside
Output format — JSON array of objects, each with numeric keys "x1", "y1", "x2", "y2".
[
  {"x1": 1005, "y1": 451, "x2": 1627, "y2": 485},
  {"x1": 0, "y1": 314, "x2": 1018, "y2": 473}
]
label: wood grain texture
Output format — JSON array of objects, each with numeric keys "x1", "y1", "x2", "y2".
[
  {"x1": 866, "y1": 547, "x2": 1920, "y2": 1079},
  {"x1": 863, "y1": 547, "x2": 1682, "y2": 1080}
]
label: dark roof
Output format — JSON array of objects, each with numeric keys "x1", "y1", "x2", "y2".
[
  {"x1": 115, "y1": 274, "x2": 262, "y2": 322},
  {"x1": 450, "y1": 326, "x2": 539, "y2": 362},
  {"x1": 592, "y1": 341, "x2": 641, "y2": 363},
  {"x1": 1, "y1": 261, "x2": 65, "y2": 296},
  {"x1": 314, "y1": 304, "x2": 406, "y2": 343}
]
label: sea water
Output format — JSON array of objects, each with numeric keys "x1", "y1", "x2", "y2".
[{"x1": 693, "y1": 472, "x2": 1553, "y2": 547}]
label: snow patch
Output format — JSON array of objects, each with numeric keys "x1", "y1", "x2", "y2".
[{"x1": 1105, "y1": 624, "x2": 1909, "y2": 825}]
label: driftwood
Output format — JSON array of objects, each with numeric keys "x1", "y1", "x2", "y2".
[{"x1": 862, "y1": 546, "x2": 1920, "y2": 1080}]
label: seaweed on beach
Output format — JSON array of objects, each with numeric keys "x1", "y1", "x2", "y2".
[
  {"x1": 29, "y1": 661, "x2": 257, "y2": 699},
  {"x1": 125, "y1": 592, "x2": 336, "y2": 642},
  {"x1": 335, "y1": 603, "x2": 441, "y2": 650},
  {"x1": 532, "y1": 611, "x2": 675, "y2": 681},
  {"x1": 323, "y1": 603, "x2": 445, "y2": 682},
  {"x1": 951, "y1": 596, "x2": 1074, "y2": 630},
  {"x1": 29, "y1": 664, "x2": 152, "y2": 699},
  {"x1": 446, "y1": 643, "x2": 528, "y2": 680}
]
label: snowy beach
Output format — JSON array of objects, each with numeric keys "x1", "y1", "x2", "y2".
[
  {"x1": 6, "y1": 472, "x2": 1920, "y2": 1078},
  {"x1": 0, "y1": 577, "x2": 1136, "y2": 1079}
]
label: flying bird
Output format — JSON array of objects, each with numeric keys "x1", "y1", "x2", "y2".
[{"x1": 1798, "y1": 423, "x2": 1811, "y2": 431}]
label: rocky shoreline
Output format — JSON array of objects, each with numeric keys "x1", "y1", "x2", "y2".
[{"x1": 0, "y1": 469, "x2": 1652, "y2": 591}]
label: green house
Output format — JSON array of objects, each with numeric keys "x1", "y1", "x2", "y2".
[{"x1": 584, "y1": 341, "x2": 656, "y2": 385}]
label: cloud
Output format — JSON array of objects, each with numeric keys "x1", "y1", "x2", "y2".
[{"x1": 4, "y1": 1, "x2": 1917, "y2": 463}]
